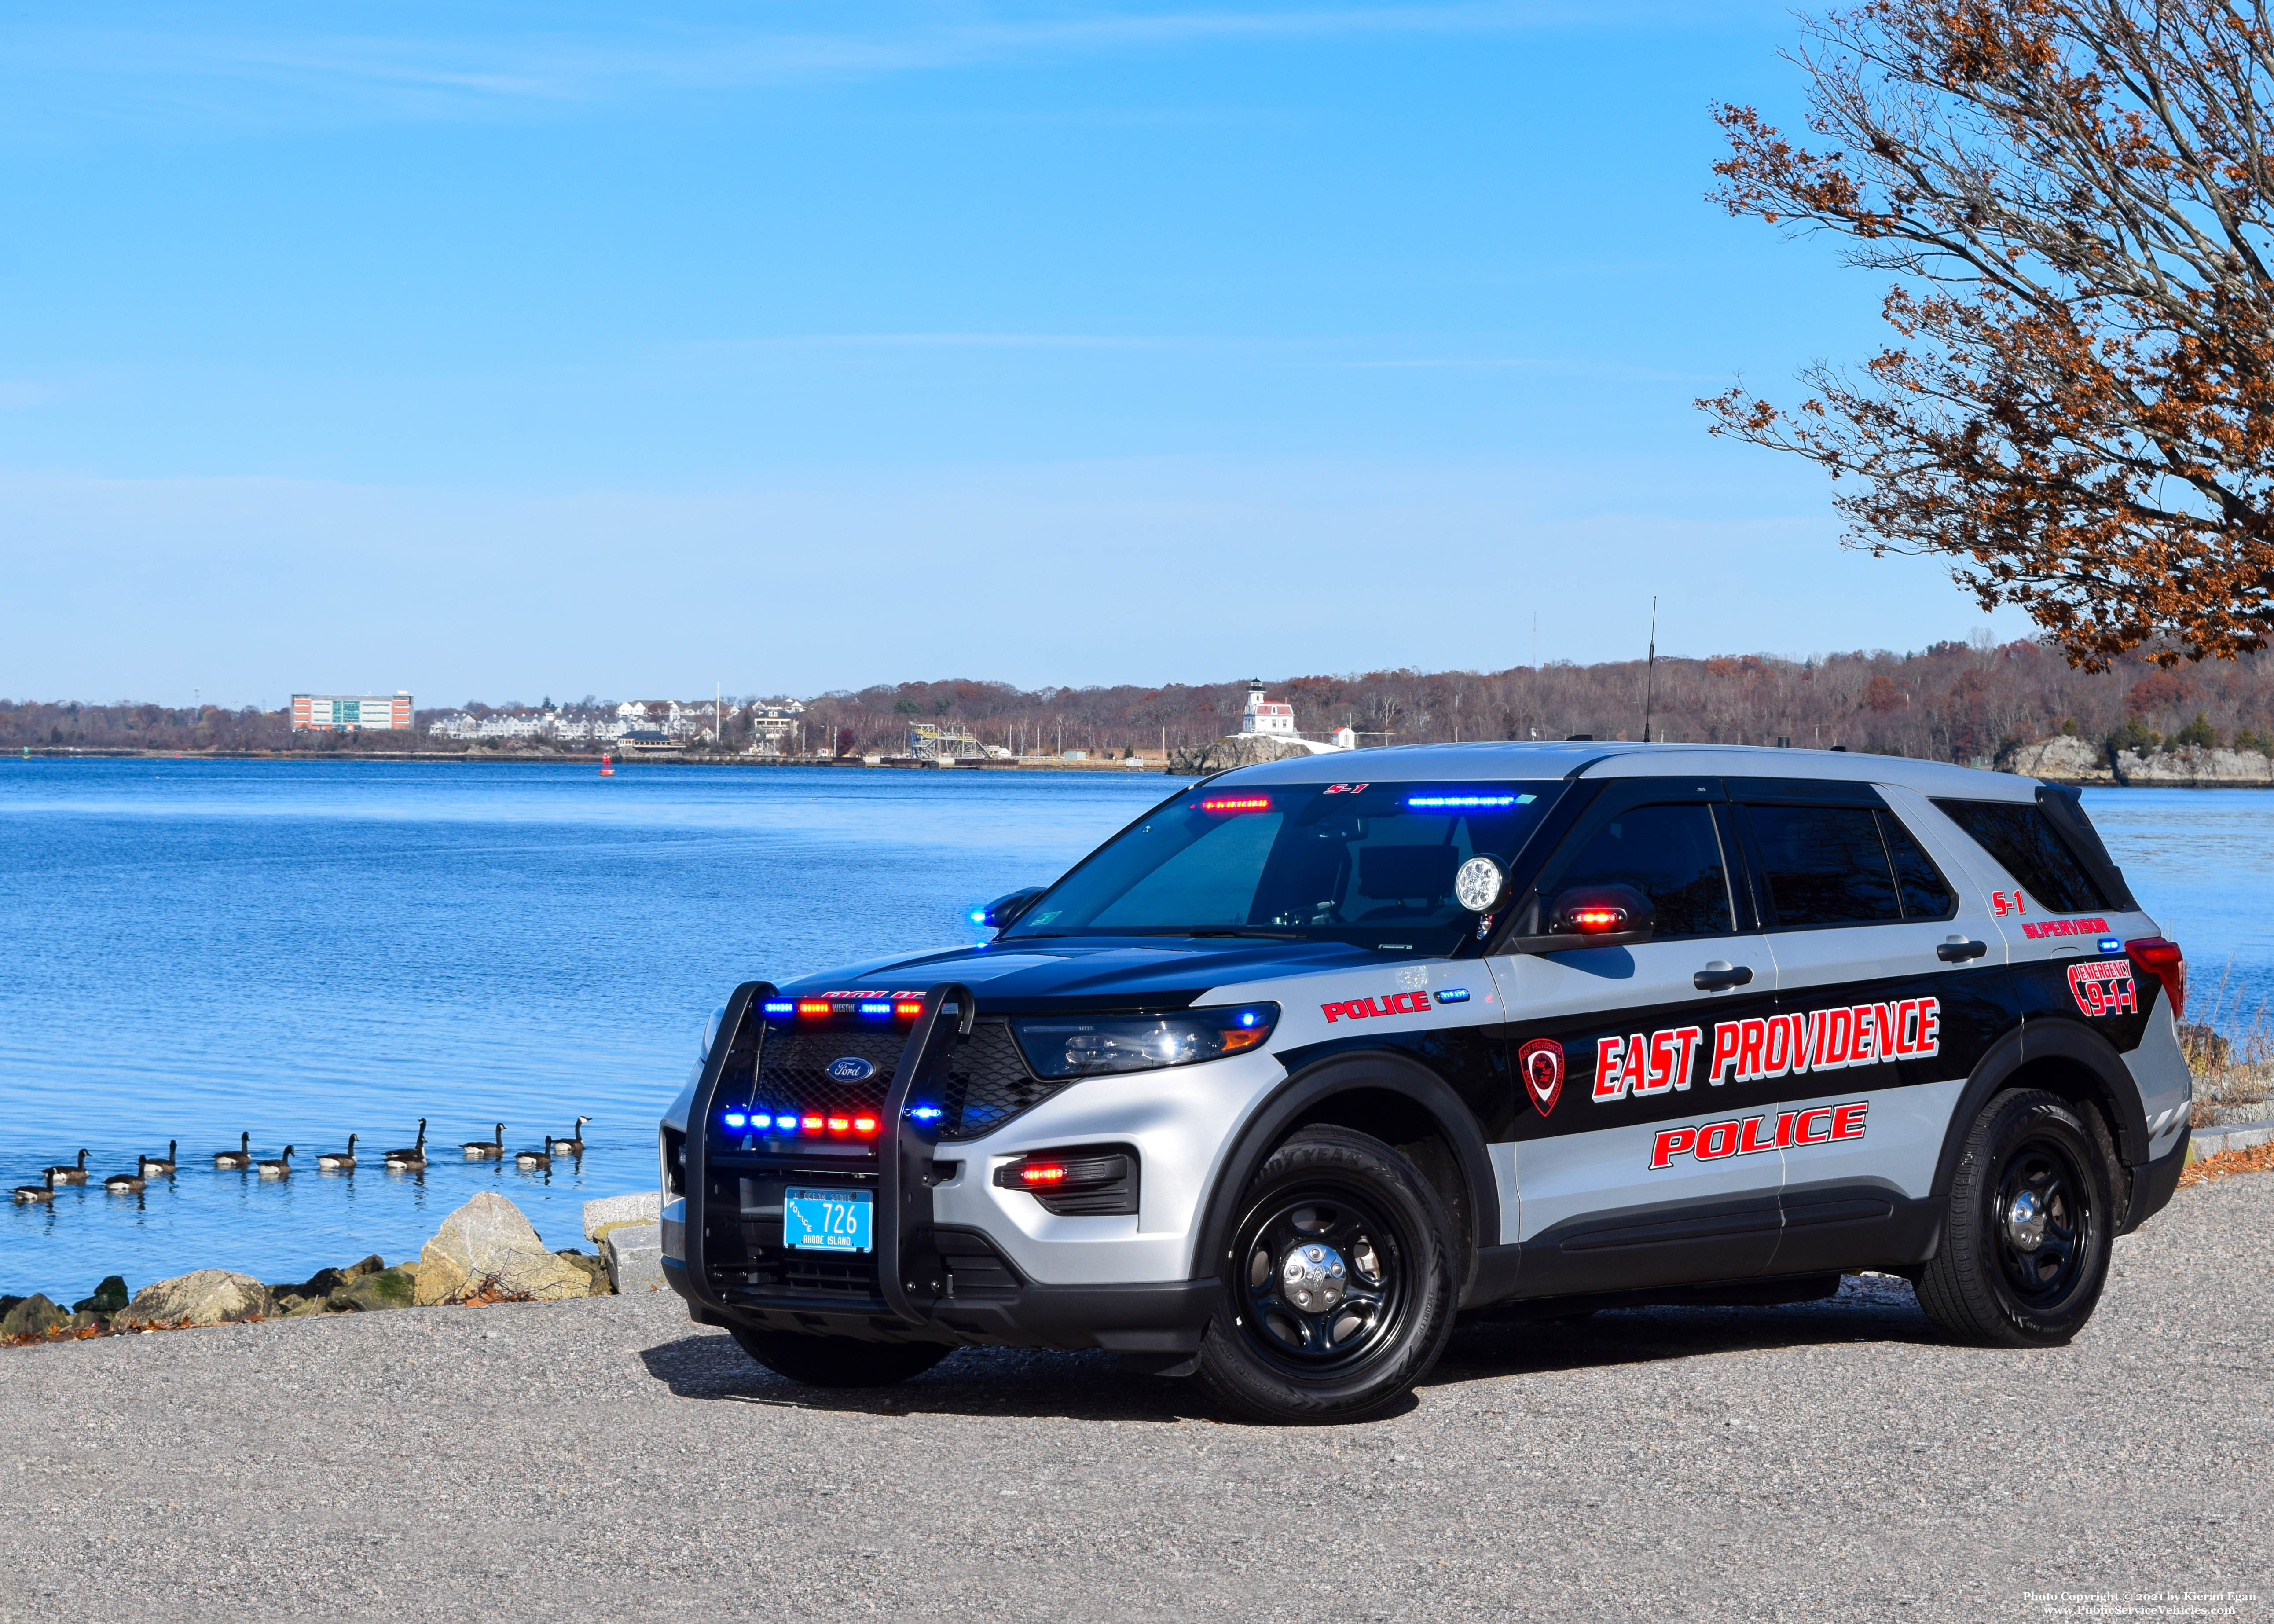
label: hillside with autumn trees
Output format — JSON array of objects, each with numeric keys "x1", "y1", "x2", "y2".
[{"x1": 8, "y1": 638, "x2": 2274, "y2": 765}]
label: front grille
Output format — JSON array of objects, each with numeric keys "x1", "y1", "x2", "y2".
[
  {"x1": 937, "y1": 1022, "x2": 1075, "y2": 1142},
  {"x1": 745, "y1": 1020, "x2": 900, "y2": 1119},
  {"x1": 723, "y1": 1015, "x2": 1081, "y2": 1146},
  {"x1": 782, "y1": 1255, "x2": 882, "y2": 1296}
]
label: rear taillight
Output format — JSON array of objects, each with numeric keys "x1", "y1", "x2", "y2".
[{"x1": 2125, "y1": 937, "x2": 2185, "y2": 1022}]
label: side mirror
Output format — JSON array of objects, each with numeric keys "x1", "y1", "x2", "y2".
[
  {"x1": 971, "y1": 886, "x2": 1047, "y2": 931},
  {"x1": 1504, "y1": 883, "x2": 1655, "y2": 953}
]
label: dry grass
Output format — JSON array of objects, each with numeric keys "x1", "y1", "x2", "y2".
[
  {"x1": 2178, "y1": 1141, "x2": 2274, "y2": 1187},
  {"x1": 2180, "y1": 960, "x2": 2274, "y2": 1128}
]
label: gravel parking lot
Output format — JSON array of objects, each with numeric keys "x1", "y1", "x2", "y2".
[{"x1": 2, "y1": 1176, "x2": 2267, "y2": 1624}]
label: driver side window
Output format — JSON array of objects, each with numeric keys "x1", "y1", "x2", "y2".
[{"x1": 1545, "y1": 803, "x2": 1734, "y2": 940}]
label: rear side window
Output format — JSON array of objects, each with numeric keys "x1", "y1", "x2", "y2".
[
  {"x1": 1882, "y1": 814, "x2": 1957, "y2": 919},
  {"x1": 1548, "y1": 803, "x2": 1733, "y2": 939},
  {"x1": 1931, "y1": 799, "x2": 2109, "y2": 914},
  {"x1": 1741, "y1": 803, "x2": 1957, "y2": 928}
]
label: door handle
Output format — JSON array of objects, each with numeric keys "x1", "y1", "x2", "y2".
[
  {"x1": 1937, "y1": 938, "x2": 1988, "y2": 963},
  {"x1": 1694, "y1": 962, "x2": 1753, "y2": 992}
]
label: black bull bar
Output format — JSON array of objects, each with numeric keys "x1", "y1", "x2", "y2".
[{"x1": 669, "y1": 979, "x2": 1213, "y2": 1353}]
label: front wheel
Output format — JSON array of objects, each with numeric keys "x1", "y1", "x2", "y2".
[
  {"x1": 728, "y1": 1326, "x2": 950, "y2": 1387},
  {"x1": 1916, "y1": 1088, "x2": 2114, "y2": 1347},
  {"x1": 1194, "y1": 1125, "x2": 1458, "y2": 1424}
]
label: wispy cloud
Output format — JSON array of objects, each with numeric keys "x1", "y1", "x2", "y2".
[{"x1": 0, "y1": 2, "x2": 1710, "y2": 129}]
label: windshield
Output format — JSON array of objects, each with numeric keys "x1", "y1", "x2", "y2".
[{"x1": 1005, "y1": 781, "x2": 1565, "y2": 953}]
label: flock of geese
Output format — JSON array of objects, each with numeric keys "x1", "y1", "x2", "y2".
[{"x1": 12, "y1": 1117, "x2": 591, "y2": 1203}]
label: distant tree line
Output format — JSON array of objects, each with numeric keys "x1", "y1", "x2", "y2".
[{"x1": 9, "y1": 638, "x2": 2274, "y2": 763}]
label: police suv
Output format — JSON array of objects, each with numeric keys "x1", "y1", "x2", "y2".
[{"x1": 660, "y1": 744, "x2": 2191, "y2": 1423}]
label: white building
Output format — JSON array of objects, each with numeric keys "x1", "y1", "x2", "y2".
[
  {"x1": 1240, "y1": 681, "x2": 1299, "y2": 737},
  {"x1": 1235, "y1": 681, "x2": 1352, "y2": 755}
]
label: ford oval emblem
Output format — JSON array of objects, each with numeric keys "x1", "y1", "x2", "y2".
[{"x1": 826, "y1": 1056, "x2": 876, "y2": 1083}]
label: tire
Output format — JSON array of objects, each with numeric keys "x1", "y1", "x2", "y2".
[
  {"x1": 1194, "y1": 1125, "x2": 1458, "y2": 1424},
  {"x1": 1916, "y1": 1088, "x2": 2115, "y2": 1347},
  {"x1": 727, "y1": 1326, "x2": 950, "y2": 1387}
]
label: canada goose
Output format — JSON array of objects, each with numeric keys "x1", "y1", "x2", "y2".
[
  {"x1": 382, "y1": 1120, "x2": 427, "y2": 1169},
  {"x1": 256, "y1": 1146, "x2": 294, "y2": 1179},
  {"x1": 43, "y1": 1149, "x2": 89, "y2": 1185},
  {"x1": 317, "y1": 1134, "x2": 358, "y2": 1171},
  {"x1": 214, "y1": 1133, "x2": 253, "y2": 1169},
  {"x1": 144, "y1": 1140, "x2": 178, "y2": 1177},
  {"x1": 513, "y1": 1144, "x2": 550, "y2": 1169},
  {"x1": 462, "y1": 1123, "x2": 506, "y2": 1159},
  {"x1": 13, "y1": 1169, "x2": 56, "y2": 1204},
  {"x1": 104, "y1": 1159, "x2": 149, "y2": 1194},
  {"x1": 548, "y1": 1117, "x2": 591, "y2": 1156}
]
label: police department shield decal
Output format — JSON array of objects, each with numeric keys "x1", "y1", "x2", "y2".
[{"x1": 1518, "y1": 1038, "x2": 1563, "y2": 1117}]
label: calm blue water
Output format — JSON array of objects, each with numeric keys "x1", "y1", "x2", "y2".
[
  {"x1": 1, "y1": 765, "x2": 2267, "y2": 1304},
  {"x1": 0, "y1": 759, "x2": 1178, "y2": 1301}
]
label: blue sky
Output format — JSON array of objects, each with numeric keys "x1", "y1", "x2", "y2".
[{"x1": 0, "y1": 1, "x2": 2032, "y2": 708}]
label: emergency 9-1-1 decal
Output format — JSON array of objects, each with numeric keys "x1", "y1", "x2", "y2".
[
  {"x1": 1592, "y1": 997, "x2": 1942, "y2": 1103},
  {"x1": 2068, "y1": 960, "x2": 2137, "y2": 1018}
]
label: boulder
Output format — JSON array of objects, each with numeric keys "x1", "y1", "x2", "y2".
[
  {"x1": 3, "y1": 1294, "x2": 69, "y2": 1338},
  {"x1": 328, "y1": 1266, "x2": 418, "y2": 1313},
  {"x1": 73, "y1": 1276, "x2": 130, "y2": 1316},
  {"x1": 554, "y1": 1249, "x2": 611, "y2": 1296},
  {"x1": 113, "y1": 1269, "x2": 277, "y2": 1328},
  {"x1": 602, "y1": 1224, "x2": 664, "y2": 1294},
  {"x1": 583, "y1": 1191, "x2": 661, "y2": 1243},
  {"x1": 414, "y1": 1191, "x2": 591, "y2": 1305}
]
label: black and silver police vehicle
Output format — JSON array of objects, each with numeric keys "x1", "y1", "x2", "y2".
[{"x1": 660, "y1": 743, "x2": 2191, "y2": 1423}]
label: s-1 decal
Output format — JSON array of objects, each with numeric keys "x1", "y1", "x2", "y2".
[
  {"x1": 1321, "y1": 990, "x2": 1430, "y2": 1023},
  {"x1": 1591, "y1": 998, "x2": 1942, "y2": 1103},
  {"x1": 1518, "y1": 1038, "x2": 1564, "y2": 1117},
  {"x1": 1649, "y1": 1102, "x2": 1868, "y2": 1169},
  {"x1": 1321, "y1": 782, "x2": 1371, "y2": 795},
  {"x1": 2019, "y1": 915, "x2": 2110, "y2": 941},
  {"x1": 1990, "y1": 890, "x2": 2030, "y2": 916},
  {"x1": 2068, "y1": 959, "x2": 2138, "y2": 1018}
]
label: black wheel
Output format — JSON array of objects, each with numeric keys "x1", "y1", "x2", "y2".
[
  {"x1": 1194, "y1": 1125, "x2": 1457, "y2": 1424},
  {"x1": 1916, "y1": 1088, "x2": 2114, "y2": 1347},
  {"x1": 727, "y1": 1326, "x2": 951, "y2": 1387}
]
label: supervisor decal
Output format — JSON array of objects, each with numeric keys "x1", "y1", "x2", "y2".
[
  {"x1": 1649, "y1": 1102, "x2": 1870, "y2": 1169},
  {"x1": 1592, "y1": 998, "x2": 1943, "y2": 1103},
  {"x1": 2068, "y1": 959, "x2": 2138, "y2": 1018},
  {"x1": 2018, "y1": 915, "x2": 2110, "y2": 941}
]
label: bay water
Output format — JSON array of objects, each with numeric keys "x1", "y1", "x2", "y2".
[{"x1": 1, "y1": 761, "x2": 2265, "y2": 1304}]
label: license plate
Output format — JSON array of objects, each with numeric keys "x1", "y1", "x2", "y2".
[{"x1": 784, "y1": 1186, "x2": 873, "y2": 1253}]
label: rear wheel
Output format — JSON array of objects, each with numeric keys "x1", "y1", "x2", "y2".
[
  {"x1": 727, "y1": 1326, "x2": 950, "y2": 1387},
  {"x1": 1194, "y1": 1125, "x2": 1457, "y2": 1424},
  {"x1": 1916, "y1": 1088, "x2": 2114, "y2": 1347}
]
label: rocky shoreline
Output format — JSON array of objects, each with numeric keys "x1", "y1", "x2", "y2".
[{"x1": 0, "y1": 1188, "x2": 660, "y2": 1348}]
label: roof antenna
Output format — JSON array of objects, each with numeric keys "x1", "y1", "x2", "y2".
[{"x1": 1641, "y1": 595, "x2": 1658, "y2": 744}]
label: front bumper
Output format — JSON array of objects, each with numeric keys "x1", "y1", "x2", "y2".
[{"x1": 662, "y1": 980, "x2": 1260, "y2": 1349}]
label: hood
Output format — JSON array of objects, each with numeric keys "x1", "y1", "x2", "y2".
[{"x1": 772, "y1": 935, "x2": 1404, "y2": 1012}]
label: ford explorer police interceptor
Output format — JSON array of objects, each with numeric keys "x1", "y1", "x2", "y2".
[{"x1": 659, "y1": 743, "x2": 2191, "y2": 1423}]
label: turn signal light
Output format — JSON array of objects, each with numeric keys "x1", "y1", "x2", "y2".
[{"x1": 2125, "y1": 937, "x2": 2186, "y2": 1021}]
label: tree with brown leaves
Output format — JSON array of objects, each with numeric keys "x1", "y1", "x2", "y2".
[{"x1": 1702, "y1": 1, "x2": 2274, "y2": 669}]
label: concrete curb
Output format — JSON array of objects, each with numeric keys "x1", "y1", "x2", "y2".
[
  {"x1": 582, "y1": 1191, "x2": 661, "y2": 1243},
  {"x1": 2189, "y1": 1119, "x2": 2274, "y2": 1160},
  {"x1": 602, "y1": 1224, "x2": 663, "y2": 1294}
]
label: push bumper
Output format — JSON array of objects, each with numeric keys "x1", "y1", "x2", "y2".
[{"x1": 663, "y1": 980, "x2": 1221, "y2": 1351}]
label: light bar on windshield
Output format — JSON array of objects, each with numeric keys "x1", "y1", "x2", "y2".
[
  {"x1": 1406, "y1": 793, "x2": 1533, "y2": 808},
  {"x1": 1197, "y1": 796, "x2": 1272, "y2": 814}
]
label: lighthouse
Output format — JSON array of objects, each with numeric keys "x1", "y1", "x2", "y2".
[{"x1": 1240, "y1": 680, "x2": 1299, "y2": 737}]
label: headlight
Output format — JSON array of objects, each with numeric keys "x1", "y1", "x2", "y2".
[{"x1": 1010, "y1": 1004, "x2": 1279, "y2": 1079}]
